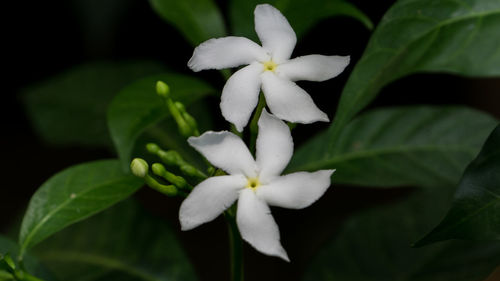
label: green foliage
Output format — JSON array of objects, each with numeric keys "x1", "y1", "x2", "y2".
[
  {"x1": 34, "y1": 200, "x2": 197, "y2": 281},
  {"x1": 107, "y1": 73, "x2": 214, "y2": 171},
  {"x1": 416, "y1": 124, "x2": 500, "y2": 246},
  {"x1": 19, "y1": 160, "x2": 143, "y2": 256},
  {"x1": 0, "y1": 236, "x2": 56, "y2": 281},
  {"x1": 22, "y1": 61, "x2": 165, "y2": 147},
  {"x1": 329, "y1": 0, "x2": 500, "y2": 146},
  {"x1": 289, "y1": 106, "x2": 497, "y2": 188},
  {"x1": 303, "y1": 187, "x2": 500, "y2": 281},
  {"x1": 149, "y1": 0, "x2": 226, "y2": 45},
  {"x1": 229, "y1": 0, "x2": 373, "y2": 41}
]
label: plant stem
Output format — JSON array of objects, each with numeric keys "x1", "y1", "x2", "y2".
[
  {"x1": 249, "y1": 93, "x2": 266, "y2": 155},
  {"x1": 225, "y1": 206, "x2": 244, "y2": 281}
]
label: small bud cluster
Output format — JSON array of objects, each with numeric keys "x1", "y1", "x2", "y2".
[
  {"x1": 156, "y1": 81, "x2": 199, "y2": 137},
  {"x1": 131, "y1": 139, "x2": 210, "y2": 197}
]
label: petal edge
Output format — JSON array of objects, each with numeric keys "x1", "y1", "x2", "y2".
[
  {"x1": 188, "y1": 37, "x2": 268, "y2": 71},
  {"x1": 237, "y1": 189, "x2": 290, "y2": 261},
  {"x1": 180, "y1": 175, "x2": 246, "y2": 230}
]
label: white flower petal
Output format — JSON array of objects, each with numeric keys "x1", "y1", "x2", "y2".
[
  {"x1": 256, "y1": 109, "x2": 293, "y2": 183},
  {"x1": 257, "y1": 170, "x2": 334, "y2": 209},
  {"x1": 254, "y1": 4, "x2": 296, "y2": 63},
  {"x1": 188, "y1": 132, "x2": 257, "y2": 177},
  {"x1": 188, "y1": 37, "x2": 269, "y2": 71},
  {"x1": 221, "y1": 63, "x2": 263, "y2": 132},
  {"x1": 278, "y1": 55, "x2": 350, "y2": 82},
  {"x1": 179, "y1": 175, "x2": 247, "y2": 230},
  {"x1": 261, "y1": 72, "x2": 329, "y2": 124},
  {"x1": 237, "y1": 189, "x2": 289, "y2": 261}
]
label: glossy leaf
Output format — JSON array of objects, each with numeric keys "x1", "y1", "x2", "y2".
[
  {"x1": 303, "y1": 187, "x2": 500, "y2": 281},
  {"x1": 229, "y1": 0, "x2": 373, "y2": 41},
  {"x1": 0, "y1": 236, "x2": 56, "y2": 281},
  {"x1": 34, "y1": 200, "x2": 197, "y2": 281},
  {"x1": 416, "y1": 124, "x2": 500, "y2": 246},
  {"x1": 328, "y1": 0, "x2": 500, "y2": 146},
  {"x1": 149, "y1": 0, "x2": 226, "y2": 46},
  {"x1": 107, "y1": 73, "x2": 214, "y2": 171},
  {"x1": 289, "y1": 106, "x2": 497, "y2": 188},
  {"x1": 19, "y1": 160, "x2": 143, "y2": 256},
  {"x1": 22, "y1": 61, "x2": 165, "y2": 147}
]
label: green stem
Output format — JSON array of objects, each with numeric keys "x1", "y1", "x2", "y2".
[
  {"x1": 225, "y1": 207, "x2": 244, "y2": 281},
  {"x1": 249, "y1": 93, "x2": 266, "y2": 155}
]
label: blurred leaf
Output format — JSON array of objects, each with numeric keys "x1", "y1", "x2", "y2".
[
  {"x1": 19, "y1": 160, "x2": 143, "y2": 256},
  {"x1": 0, "y1": 236, "x2": 56, "y2": 281},
  {"x1": 149, "y1": 0, "x2": 226, "y2": 46},
  {"x1": 303, "y1": 187, "x2": 500, "y2": 281},
  {"x1": 416, "y1": 124, "x2": 500, "y2": 246},
  {"x1": 289, "y1": 106, "x2": 497, "y2": 188},
  {"x1": 22, "y1": 61, "x2": 165, "y2": 147},
  {"x1": 229, "y1": 0, "x2": 372, "y2": 41},
  {"x1": 328, "y1": 0, "x2": 500, "y2": 147},
  {"x1": 34, "y1": 200, "x2": 197, "y2": 281},
  {"x1": 0, "y1": 270, "x2": 13, "y2": 281},
  {"x1": 71, "y1": 0, "x2": 133, "y2": 56},
  {"x1": 107, "y1": 73, "x2": 214, "y2": 171}
]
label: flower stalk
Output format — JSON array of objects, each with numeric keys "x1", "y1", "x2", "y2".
[
  {"x1": 225, "y1": 206, "x2": 244, "y2": 281},
  {"x1": 249, "y1": 93, "x2": 266, "y2": 155}
]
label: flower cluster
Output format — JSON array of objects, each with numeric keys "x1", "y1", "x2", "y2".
[{"x1": 180, "y1": 3, "x2": 348, "y2": 260}]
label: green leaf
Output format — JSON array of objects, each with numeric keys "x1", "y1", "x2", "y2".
[
  {"x1": 329, "y1": 0, "x2": 500, "y2": 146},
  {"x1": 149, "y1": 0, "x2": 226, "y2": 46},
  {"x1": 229, "y1": 0, "x2": 372, "y2": 41},
  {"x1": 289, "y1": 106, "x2": 497, "y2": 188},
  {"x1": 0, "y1": 270, "x2": 14, "y2": 281},
  {"x1": 19, "y1": 160, "x2": 143, "y2": 256},
  {"x1": 303, "y1": 187, "x2": 500, "y2": 281},
  {"x1": 34, "y1": 200, "x2": 197, "y2": 281},
  {"x1": 415, "y1": 124, "x2": 500, "y2": 246},
  {"x1": 0, "y1": 236, "x2": 56, "y2": 281},
  {"x1": 107, "y1": 73, "x2": 214, "y2": 171},
  {"x1": 21, "y1": 61, "x2": 165, "y2": 147}
]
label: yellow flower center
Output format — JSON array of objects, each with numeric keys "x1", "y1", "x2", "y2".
[
  {"x1": 246, "y1": 178, "x2": 261, "y2": 191},
  {"x1": 262, "y1": 60, "x2": 277, "y2": 72}
]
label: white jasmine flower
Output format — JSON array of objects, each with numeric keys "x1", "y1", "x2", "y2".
[
  {"x1": 188, "y1": 4, "x2": 350, "y2": 132},
  {"x1": 179, "y1": 110, "x2": 334, "y2": 261}
]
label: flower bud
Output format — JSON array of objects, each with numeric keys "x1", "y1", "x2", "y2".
[
  {"x1": 175, "y1": 101, "x2": 186, "y2": 112},
  {"x1": 158, "y1": 150, "x2": 181, "y2": 165},
  {"x1": 180, "y1": 164, "x2": 206, "y2": 179},
  {"x1": 144, "y1": 175, "x2": 177, "y2": 196},
  {"x1": 182, "y1": 112, "x2": 199, "y2": 135},
  {"x1": 156, "y1": 81, "x2": 170, "y2": 98},
  {"x1": 130, "y1": 158, "x2": 149, "y2": 178},
  {"x1": 146, "y1": 143, "x2": 161, "y2": 154},
  {"x1": 151, "y1": 163, "x2": 188, "y2": 189}
]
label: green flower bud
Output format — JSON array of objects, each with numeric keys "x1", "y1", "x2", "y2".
[
  {"x1": 175, "y1": 101, "x2": 186, "y2": 112},
  {"x1": 207, "y1": 166, "x2": 216, "y2": 175},
  {"x1": 158, "y1": 150, "x2": 181, "y2": 165},
  {"x1": 130, "y1": 158, "x2": 149, "y2": 178},
  {"x1": 151, "y1": 162, "x2": 166, "y2": 176},
  {"x1": 151, "y1": 163, "x2": 187, "y2": 189},
  {"x1": 182, "y1": 112, "x2": 199, "y2": 135},
  {"x1": 180, "y1": 164, "x2": 207, "y2": 179},
  {"x1": 146, "y1": 143, "x2": 161, "y2": 154},
  {"x1": 177, "y1": 120, "x2": 193, "y2": 137},
  {"x1": 144, "y1": 175, "x2": 177, "y2": 196},
  {"x1": 156, "y1": 81, "x2": 170, "y2": 98}
]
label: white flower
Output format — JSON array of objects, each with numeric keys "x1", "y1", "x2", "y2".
[
  {"x1": 179, "y1": 110, "x2": 334, "y2": 261},
  {"x1": 188, "y1": 4, "x2": 350, "y2": 132}
]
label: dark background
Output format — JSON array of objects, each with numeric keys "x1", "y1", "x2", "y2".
[{"x1": 3, "y1": 0, "x2": 500, "y2": 280}]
